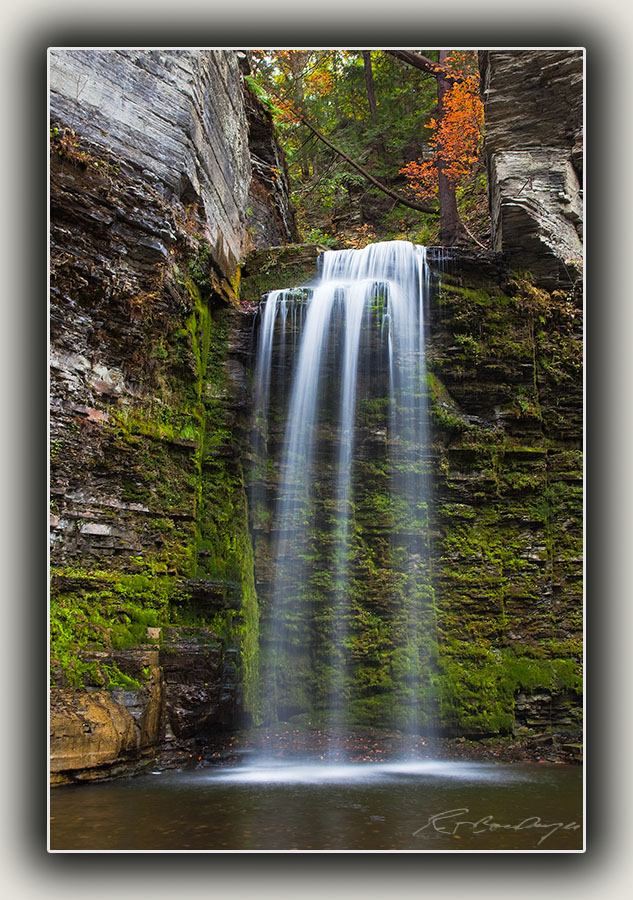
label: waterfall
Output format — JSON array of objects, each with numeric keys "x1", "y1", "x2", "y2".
[{"x1": 251, "y1": 241, "x2": 437, "y2": 746}]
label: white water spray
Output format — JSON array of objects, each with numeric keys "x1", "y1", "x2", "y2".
[{"x1": 252, "y1": 241, "x2": 436, "y2": 740}]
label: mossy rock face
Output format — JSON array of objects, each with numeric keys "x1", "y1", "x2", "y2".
[
  {"x1": 50, "y1": 155, "x2": 261, "y2": 727},
  {"x1": 423, "y1": 270, "x2": 582, "y2": 734},
  {"x1": 240, "y1": 244, "x2": 326, "y2": 306}
]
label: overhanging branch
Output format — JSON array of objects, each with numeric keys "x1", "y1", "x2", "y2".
[{"x1": 384, "y1": 50, "x2": 463, "y2": 84}]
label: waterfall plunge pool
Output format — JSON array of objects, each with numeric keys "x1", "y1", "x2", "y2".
[{"x1": 50, "y1": 757, "x2": 582, "y2": 851}]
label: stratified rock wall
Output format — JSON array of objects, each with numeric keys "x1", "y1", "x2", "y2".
[
  {"x1": 243, "y1": 82, "x2": 299, "y2": 249},
  {"x1": 480, "y1": 50, "x2": 583, "y2": 288},
  {"x1": 426, "y1": 253, "x2": 582, "y2": 739},
  {"x1": 49, "y1": 49, "x2": 287, "y2": 783},
  {"x1": 49, "y1": 49, "x2": 251, "y2": 277}
]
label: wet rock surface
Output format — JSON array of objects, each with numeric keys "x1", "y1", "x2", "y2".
[
  {"x1": 160, "y1": 627, "x2": 238, "y2": 740},
  {"x1": 240, "y1": 243, "x2": 326, "y2": 306},
  {"x1": 154, "y1": 725, "x2": 582, "y2": 773}
]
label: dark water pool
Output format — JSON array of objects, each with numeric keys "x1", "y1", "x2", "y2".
[{"x1": 50, "y1": 757, "x2": 583, "y2": 851}]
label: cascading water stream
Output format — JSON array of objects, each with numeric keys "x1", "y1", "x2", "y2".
[{"x1": 251, "y1": 241, "x2": 438, "y2": 750}]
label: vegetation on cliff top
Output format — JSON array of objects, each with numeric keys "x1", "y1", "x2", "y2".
[{"x1": 250, "y1": 50, "x2": 489, "y2": 248}]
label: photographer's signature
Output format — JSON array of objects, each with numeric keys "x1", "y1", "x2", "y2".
[{"x1": 413, "y1": 808, "x2": 582, "y2": 846}]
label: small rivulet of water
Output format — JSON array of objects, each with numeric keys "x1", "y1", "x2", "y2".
[{"x1": 251, "y1": 241, "x2": 438, "y2": 751}]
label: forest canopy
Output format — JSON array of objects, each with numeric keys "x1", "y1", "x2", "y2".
[{"x1": 249, "y1": 49, "x2": 489, "y2": 248}]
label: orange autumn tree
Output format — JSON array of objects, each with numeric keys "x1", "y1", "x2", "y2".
[{"x1": 399, "y1": 51, "x2": 486, "y2": 244}]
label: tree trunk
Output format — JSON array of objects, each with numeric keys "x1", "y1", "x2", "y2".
[
  {"x1": 437, "y1": 50, "x2": 467, "y2": 245},
  {"x1": 362, "y1": 51, "x2": 378, "y2": 121}
]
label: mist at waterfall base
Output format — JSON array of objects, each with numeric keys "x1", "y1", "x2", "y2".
[{"x1": 251, "y1": 241, "x2": 437, "y2": 751}]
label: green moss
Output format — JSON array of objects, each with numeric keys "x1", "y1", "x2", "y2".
[
  {"x1": 187, "y1": 240, "x2": 214, "y2": 288},
  {"x1": 244, "y1": 75, "x2": 282, "y2": 115},
  {"x1": 436, "y1": 644, "x2": 582, "y2": 734},
  {"x1": 426, "y1": 372, "x2": 469, "y2": 433},
  {"x1": 101, "y1": 663, "x2": 148, "y2": 691},
  {"x1": 240, "y1": 245, "x2": 322, "y2": 305},
  {"x1": 438, "y1": 503, "x2": 477, "y2": 520},
  {"x1": 455, "y1": 333, "x2": 482, "y2": 362},
  {"x1": 50, "y1": 566, "x2": 174, "y2": 686},
  {"x1": 110, "y1": 403, "x2": 202, "y2": 445},
  {"x1": 50, "y1": 234, "x2": 262, "y2": 717},
  {"x1": 439, "y1": 282, "x2": 511, "y2": 310},
  {"x1": 357, "y1": 396, "x2": 390, "y2": 427}
]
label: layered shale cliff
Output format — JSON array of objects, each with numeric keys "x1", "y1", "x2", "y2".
[
  {"x1": 479, "y1": 50, "x2": 583, "y2": 289},
  {"x1": 49, "y1": 49, "x2": 294, "y2": 783}
]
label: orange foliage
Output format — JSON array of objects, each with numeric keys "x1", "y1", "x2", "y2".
[
  {"x1": 400, "y1": 51, "x2": 484, "y2": 201},
  {"x1": 341, "y1": 223, "x2": 376, "y2": 249},
  {"x1": 305, "y1": 66, "x2": 334, "y2": 96},
  {"x1": 275, "y1": 102, "x2": 303, "y2": 126}
]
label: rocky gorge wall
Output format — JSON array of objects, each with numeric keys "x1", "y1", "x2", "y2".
[
  {"x1": 426, "y1": 253, "x2": 582, "y2": 739},
  {"x1": 49, "y1": 49, "x2": 294, "y2": 784},
  {"x1": 49, "y1": 49, "x2": 583, "y2": 783},
  {"x1": 479, "y1": 50, "x2": 584, "y2": 289}
]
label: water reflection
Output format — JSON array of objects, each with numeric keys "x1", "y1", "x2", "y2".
[{"x1": 50, "y1": 759, "x2": 582, "y2": 851}]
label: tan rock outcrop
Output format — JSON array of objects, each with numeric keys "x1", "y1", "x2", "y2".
[
  {"x1": 50, "y1": 655, "x2": 164, "y2": 783},
  {"x1": 50, "y1": 690, "x2": 138, "y2": 776}
]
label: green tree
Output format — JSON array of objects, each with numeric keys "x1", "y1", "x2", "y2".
[{"x1": 250, "y1": 49, "x2": 487, "y2": 246}]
